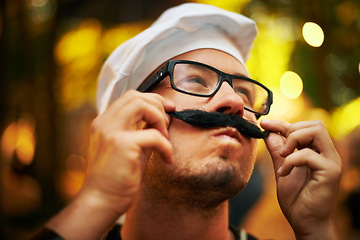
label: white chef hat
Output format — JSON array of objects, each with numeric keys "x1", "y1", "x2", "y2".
[{"x1": 96, "y1": 3, "x2": 257, "y2": 114}]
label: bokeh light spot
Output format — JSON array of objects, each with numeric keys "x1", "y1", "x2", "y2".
[
  {"x1": 1, "y1": 123, "x2": 18, "y2": 159},
  {"x1": 60, "y1": 154, "x2": 86, "y2": 199},
  {"x1": 280, "y1": 71, "x2": 303, "y2": 99},
  {"x1": 1, "y1": 120, "x2": 36, "y2": 165},
  {"x1": 302, "y1": 22, "x2": 324, "y2": 47},
  {"x1": 330, "y1": 97, "x2": 360, "y2": 139},
  {"x1": 194, "y1": 0, "x2": 250, "y2": 11}
]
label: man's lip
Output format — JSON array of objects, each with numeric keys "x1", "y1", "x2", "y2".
[{"x1": 212, "y1": 127, "x2": 242, "y2": 142}]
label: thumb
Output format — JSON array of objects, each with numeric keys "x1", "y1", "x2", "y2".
[{"x1": 263, "y1": 132, "x2": 286, "y2": 174}]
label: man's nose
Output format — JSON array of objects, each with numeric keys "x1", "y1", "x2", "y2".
[{"x1": 206, "y1": 82, "x2": 245, "y2": 117}]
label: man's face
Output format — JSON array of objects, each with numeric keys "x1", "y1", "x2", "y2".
[{"x1": 145, "y1": 49, "x2": 258, "y2": 207}]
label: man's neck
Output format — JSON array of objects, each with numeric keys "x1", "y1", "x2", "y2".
[{"x1": 121, "y1": 191, "x2": 234, "y2": 240}]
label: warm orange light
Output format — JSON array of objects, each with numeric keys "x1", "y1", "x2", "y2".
[
  {"x1": 60, "y1": 154, "x2": 86, "y2": 199},
  {"x1": 16, "y1": 120, "x2": 36, "y2": 165},
  {"x1": 1, "y1": 123, "x2": 18, "y2": 158},
  {"x1": 1, "y1": 120, "x2": 36, "y2": 165},
  {"x1": 60, "y1": 171, "x2": 85, "y2": 199}
]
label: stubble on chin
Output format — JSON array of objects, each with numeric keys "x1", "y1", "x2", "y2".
[{"x1": 143, "y1": 148, "x2": 254, "y2": 212}]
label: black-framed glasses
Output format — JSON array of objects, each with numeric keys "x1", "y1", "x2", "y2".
[{"x1": 137, "y1": 60, "x2": 273, "y2": 116}]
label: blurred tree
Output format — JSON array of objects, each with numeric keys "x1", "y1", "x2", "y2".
[
  {"x1": 0, "y1": 0, "x2": 61, "y2": 238},
  {"x1": 244, "y1": 0, "x2": 360, "y2": 110}
]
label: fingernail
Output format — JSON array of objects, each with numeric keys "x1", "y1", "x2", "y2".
[
  {"x1": 261, "y1": 119, "x2": 270, "y2": 124},
  {"x1": 277, "y1": 166, "x2": 283, "y2": 176}
]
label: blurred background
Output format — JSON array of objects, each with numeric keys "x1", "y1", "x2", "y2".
[{"x1": 0, "y1": 0, "x2": 359, "y2": 239}]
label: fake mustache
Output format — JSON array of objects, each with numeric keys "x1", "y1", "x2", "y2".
[{"x1": 168, "y1": 110, "x2": 269, "y2": 139}]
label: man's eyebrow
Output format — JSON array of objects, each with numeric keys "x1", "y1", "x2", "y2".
[{"x1": 232, "y1": 72, "x2": 250, "y2": 78}]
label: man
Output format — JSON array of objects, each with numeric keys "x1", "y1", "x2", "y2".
[{"x1": 33, "y1": 3, "x2": 342, "y2": 240}]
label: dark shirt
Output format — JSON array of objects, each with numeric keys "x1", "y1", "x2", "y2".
[
  {"x1": 104, "y1": 223, "x2": 258, "y2": 240},
  {"x1": 31, "y1": 223, "x2": 259, "y2": 240}
]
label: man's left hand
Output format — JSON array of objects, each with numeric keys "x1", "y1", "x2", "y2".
[{"x1": 260, "y1": 119, "x2": 342, "y2": 240}]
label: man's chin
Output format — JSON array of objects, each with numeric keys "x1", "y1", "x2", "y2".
[
  {"x1": 150, "y1": 166, "x2": 245, "y2": 207},
  {"x1": 175, "y1": 170, "x2": 246, "y2": 210},
  {"x1": 144, "y1": 151, "x2": 251, "y2": 210}
]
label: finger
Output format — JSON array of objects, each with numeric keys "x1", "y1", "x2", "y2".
[
  {"x1": 280, "y1": 123, "x2": 338, "y2": 162},
  {"x1": 133, "y1": 129, "x2": 174, "y2": 164},
  {"x1": 278, "y1": 148, "x2": 324, "y2": 176},
  {"x1": 142, "y1": 92, "x2": 175, "y2": 124},
  {"x1": 95, "y1": 101, "x2": 169, "y2": 140},
  {"x1": 262, "y1": 119, "x2": 338, "y2": 160},
  {"x1": 107, "y1": 91, "x2": 173, "y2": 124},
  {"x1": 263, "y1": 131, "x2": 286, "y2": 173},
  {"x1": 137, "y1": 92, "x2": 175, "y2": 123},
  {"x1": 280, "y1": 125, "x2": 329, "y2": 157},
  {"x1": 119, "y1": 101, "x2": 170, "y2": 137},
  {"x1": 260, "y1": 119, "x2": 291, "y2": 137},
  {"x1": 261, "y1": 119, "x2": 323, "y2": 138},
  {"x1": 98, "y1": 92, "x2": 170, "y2": 137}
]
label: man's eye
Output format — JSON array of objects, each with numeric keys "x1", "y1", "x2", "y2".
[
  {"x1": 235, "y1": 87, "x2": 249, "y2": 96},
  {"x1": 188, "y1": 77, "x2": 207, "y2": 86},
  {"x1": 177, "y1": 77, "x2": 208, "y2": 88},
  {"x1": 235, "y1": 87, "x2": 253, "y2": 104}
]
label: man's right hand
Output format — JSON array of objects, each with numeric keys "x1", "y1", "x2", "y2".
[
  {"x1": 45, "y1": 90, "x2": 175, "y2": 240},
  {"x1": 83, "y1": 90, "x2": 175, "y2": 215}
]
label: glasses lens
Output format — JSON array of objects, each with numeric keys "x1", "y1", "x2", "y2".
[
  {"x1": 172, "y1": 62, "x2": 269, "y2": 115},
  {"x1": 173, "y1": 63, "x2": 219, "y2": 96},
  {"x1": 232, "y1": 78, "x2": 269, "y2": 114}
]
